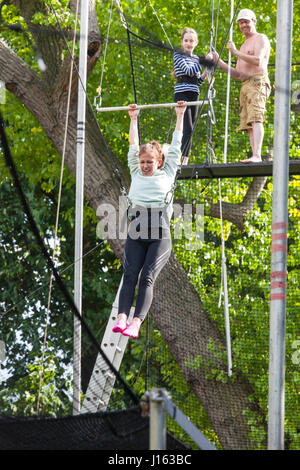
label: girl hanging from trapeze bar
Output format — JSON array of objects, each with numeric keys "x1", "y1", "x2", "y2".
[{"x1": 112, "y1": 102, "x2": 186, "y2": 339}]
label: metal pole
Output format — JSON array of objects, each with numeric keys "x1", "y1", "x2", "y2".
[
  {"x1": 149, "y1": 389, "x2": 166, "y2": 450},
  {"x1": 73, "y1": 0, "x2": 89, "y2": 415},
  {"x1": 223, "y1": 0, "x2": 234, "y2": 163},
  {"x1": 268, "y1": 0, "x2": 293, "y2": 450}
]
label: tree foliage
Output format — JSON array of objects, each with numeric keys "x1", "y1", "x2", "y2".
[{"x1": 0, "y1": 0, "x2": 299, "y2": 449}]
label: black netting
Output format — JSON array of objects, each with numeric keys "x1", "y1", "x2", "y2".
[
  {"x1": 0, "y1": 406, "x2": 189, "y2": 450},
  {"x1": 117, "y1": 21, "x2": 299, "y2": 450}
]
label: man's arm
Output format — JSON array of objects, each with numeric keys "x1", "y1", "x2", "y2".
[{"x1": 228, "y1": 35, "x2": 270, "y2": 68}]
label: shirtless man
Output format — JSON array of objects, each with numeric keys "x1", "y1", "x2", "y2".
[{"x1": 212, "y1": 9, "x2": 271, "y2": 163}]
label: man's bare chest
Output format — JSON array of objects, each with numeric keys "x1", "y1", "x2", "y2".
[{"x1": 240, "y1": 39, "x2": 256, "y2": 56}]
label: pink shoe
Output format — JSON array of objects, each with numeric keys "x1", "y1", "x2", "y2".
[
  {"x1": 122, "y1": 321, "x2": 141, "y2": 339},
  {"x1": 112, "y1": 317, "x2": 127, "y2": 333}
]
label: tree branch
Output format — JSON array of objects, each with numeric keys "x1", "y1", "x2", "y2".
[
  {"x1": 0, "y1": 40, "x2": 56, "y2": 132},
  {"x1": 206, "y1": 151, "x2": 273, "y2": 230},
  {"x1": 206, "y1": 176, "x2": 268, "y2": 231},
  {"x1": 11, "y1": 0, "x2": 66, "y2": 85}
]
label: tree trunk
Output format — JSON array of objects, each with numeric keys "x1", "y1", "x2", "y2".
[
  {"x1": 0, "y1": 1, "x2": 266, "y2": 449},
  {"x1": 150, "y1": 254, "x2": 263, "y2": 449}
]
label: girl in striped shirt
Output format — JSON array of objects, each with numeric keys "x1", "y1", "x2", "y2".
[{"x1": 173, "y1": 27, "x2": 207, "y2": 164}]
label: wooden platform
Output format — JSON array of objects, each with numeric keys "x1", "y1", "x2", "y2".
[{"x1": 177, "y1": 160, "x2": 300, "y2": 180}]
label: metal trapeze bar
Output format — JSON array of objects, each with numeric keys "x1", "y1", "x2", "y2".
[
  {"x1": 96, "y1": 100, "x2": 208, "y2": 112},
  {"x1": 177, "y1": 160, "x2": 300, "y2": 180}
]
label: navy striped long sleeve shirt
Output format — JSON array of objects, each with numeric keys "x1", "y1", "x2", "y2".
[{"x1": 173, "y1": 51, "x2": 204, "y2": 94}]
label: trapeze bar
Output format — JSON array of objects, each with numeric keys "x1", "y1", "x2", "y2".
[
  {"x1": 96, "y1": 101, "x2": 208, "y2": 113},
  {"x1": 177, "y1": 160, "x2": 300, "y2": 180}
]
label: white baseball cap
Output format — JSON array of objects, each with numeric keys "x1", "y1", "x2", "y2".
[{"x1": 236, "y1": 9, "x2": 256, "y2": 22}]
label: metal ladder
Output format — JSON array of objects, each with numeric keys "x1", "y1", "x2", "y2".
[{"x1": 81, "y1": 277, "x2": 134, "y2": 413}]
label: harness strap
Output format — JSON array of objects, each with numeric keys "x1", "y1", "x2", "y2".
[
  {"x1": 176, "y1": 75, "x2": 203, "y2": 86},
  {"x1": 177, "y1": 75, "x2": 198, "y2": 85},
  {"x1": 114, "y1": 169, "x2": 132, "y2": 208}
]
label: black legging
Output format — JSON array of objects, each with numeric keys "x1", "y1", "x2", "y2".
[
  {"x1": 118, "y1": 230, "x2": 172, "y2": 322},
  {"x1": 174, "y1": 90, "x2": 199, "y2": 157}
]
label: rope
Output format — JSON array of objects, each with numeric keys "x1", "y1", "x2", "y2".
[
  {"x1": 113, "y1": 0, "x2": 127, "y2": 29},
  {"x1": 217, "y1": 177, "x2": 232, "y2": 377},
  {"x1": 48, "y1": 0, "x2": 114, "y2": 161},
  {"x1": 96, "y1": 0, "x2": 235, "y2": 382},
  {"x1": 195, "y1": 0, "x2": 242, "y2": 378},
  {"x1": 214, "y1": 0, "x2": 221, "y2": 50},
  {"x1": 113, "y1": 0, "x2": 139, "y2": 106},
  {"x1": 188, "y1": 0, "x2": 242, "y2": 154},
  {"x1": 206, "y1": 0, "x2": 217, "y2": 159},
  {"x1": 147, "y1": 0, "x2": 174, "y2": 51},
  {"x1": 169, "y1": 2, "x2": 219, "y2": 204},
  {"x1": 126, "y1": 27, "x2": 139, "y2": 106},
  {"x1": 145, "y1": 314, "x2": 151, "y2": 392},
  {"x1": 94, "y1": 0, "x2": 114, "y2": 109},
  {"x1": 223, "y1": 0, "x2": 235, "y2": 164},
  {"x1": 215, "y1": 0, "x2": 239, "y2": 377}
]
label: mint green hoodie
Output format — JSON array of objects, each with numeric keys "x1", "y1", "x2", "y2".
[{"x1": 127, "y1": 130, "x2": 182, "y2": 222}]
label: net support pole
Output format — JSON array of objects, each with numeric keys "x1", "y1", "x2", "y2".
[
  {"x1": 149, "y1": 389, "x2": 167, "y2": 450},
  {"x1": 73, "y1": 0, "x2": 89, "y2": 416},
  {"x1": 268, "y1": 0, "x2": 293, "y2": 450}
]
